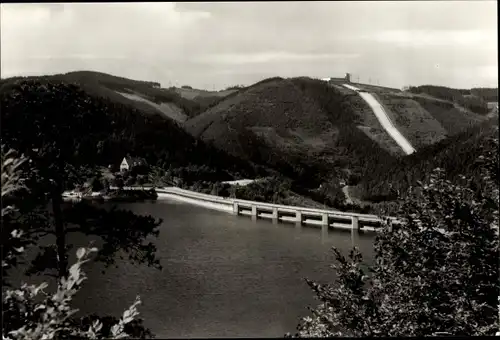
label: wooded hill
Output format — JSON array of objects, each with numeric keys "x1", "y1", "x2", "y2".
[
  {"x1": 0, "y1": 77, "x2": 262, "y2": 188},
  {"x1": 408, "y1": 85, "x2": 497, "y2": 115},
  {"x1": 355, "y1": 118, "x2": 499, "y2": 202},
  {"x1": 184, "y1": 76, "x2": 495, "y2": 206},
  {"x1": 1, "y1": 71, "x2": 496, "y2": 210},
  {"x1": 0, "y1": 71, "x2": 234, "y2": 123}
]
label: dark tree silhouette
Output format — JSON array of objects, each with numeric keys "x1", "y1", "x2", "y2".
[{"x1": 1, "y1": 80, "x2": 162, "y2": 280}]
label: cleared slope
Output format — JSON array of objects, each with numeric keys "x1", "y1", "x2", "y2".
[
  {"x1": 372, "y1": 92, "x2": 448, "y2": 148},
  {"x1": 115, "y1": 90, "x2": 188, "y2": 122},
  {"x1": 171, "y1": 86, "x2": 241, "y2": 118},
  {"x1": 359, "y1": 91, "x2": 416, "y2": 154},
  {"x1": 408, "y1": 94, "x2": 489, "y2": 135},
  {"x1": 328, "y1": 83, "x2": 404, "y2": 156},
  {"x1": 408, "y1": 85, "x2": 494, "y2": 115},
  {"x1": 343, "y1": 84, "x2": 416, "y2": 155},
  {"x1": 334, "y1": 82, "x2": 490, "y2": 148},
  {"x1": 173, "y1": 86, "x2": 238, "y2": 100},
  {"x1": 342, "y1": 83, "x2": 490, "y2": 142}
]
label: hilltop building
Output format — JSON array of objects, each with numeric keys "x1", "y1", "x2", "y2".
[{"x1": 321, "y1": 73, "x2": 351, "y2": 83}]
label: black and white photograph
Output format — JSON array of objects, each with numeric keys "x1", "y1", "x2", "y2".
[{"x1": 1, "y1": 1, "x2": 498, "y2": 338}]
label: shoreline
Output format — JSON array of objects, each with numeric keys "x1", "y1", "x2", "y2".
[
  {"x1": 63, "y1": 186, "x2": 405, "y2": 232},
  {"x1": 62, "y1": 187, "x2": 157, "y2": 202}
]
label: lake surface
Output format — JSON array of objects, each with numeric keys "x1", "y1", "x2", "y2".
[{"x1": 13, "y1": 199, "x2": 377, "y2": 338}]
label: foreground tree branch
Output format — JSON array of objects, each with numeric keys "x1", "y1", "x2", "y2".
[{"x1": 2, "y1": 149, "x2": 154, "y2": 339}]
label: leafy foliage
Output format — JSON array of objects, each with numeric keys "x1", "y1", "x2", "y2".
[
  {"x1": 1, "y1": 148, "x2": 34, "y2": 286},
  {"x1": 2, "y1": 152, "x2": 151, "y2": 339},
  {"x1": 232, "y1": 177, "x2": 292, "y2": 204},
  {"x1": 291, "y1": 134, "x2": 499, "y2": 337},
  {"x1": 3, "y1": 247, "x2": 148, "y2": 340}
]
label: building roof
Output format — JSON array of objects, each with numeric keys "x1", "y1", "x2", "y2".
[
  {"x1": 122, "y1": 156, "x2": 145, "y2": 167},
  {"x1": 321, "y1": 73, "x2": 350, "y2": 83}
]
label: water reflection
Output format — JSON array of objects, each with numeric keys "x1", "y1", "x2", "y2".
[
  {"x1": 321, "y1": 224, "x2": 328, "y2": 244},
  {"x1": 351, "y1": 229, "x2": 360, "y2": 248}
]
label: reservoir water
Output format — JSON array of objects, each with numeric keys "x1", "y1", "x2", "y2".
[{"x1": 10, "y1": 199, "x2": 377, "y2": 338}]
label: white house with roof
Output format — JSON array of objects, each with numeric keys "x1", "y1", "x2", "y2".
[{"x1": 120, "y1": 156, "x2": 144, "y2": 173}]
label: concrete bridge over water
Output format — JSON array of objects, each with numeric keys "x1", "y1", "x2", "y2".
[{"x1": 107, "y1": 186, "x2": 401, "y2": 232}]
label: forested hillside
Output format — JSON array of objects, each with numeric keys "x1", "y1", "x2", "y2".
[
  {"x1": 172, "y1": 86, "x2": 239, "y2": 118},
  {"x1": 0, "y1": 78, "x2": 261, "y2": 188},
  {"x1": 185, "y1": 77, "x2": 397, "y2": 194},
  {"x1": 185, "y1": 76, "x2": 494, "y2": 209},
  {"x1": 0, "y1": 71, "x2": 238, "y2": 122},
  {"x1": 355, "y1": 118, "x2": 499, "y2": 202},
  {"x1": 408, "y1": 85, "x2": 496, "y2": 115},
  {"x1": 469, "y1": 87, "x2": 498, "y2": 102},
  {"x1": 2, "y1": 71, "x2": 495, "y2": 212}
]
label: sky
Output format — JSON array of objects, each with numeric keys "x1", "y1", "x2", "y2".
[{"x1": 1, "y1": 1, "x2": 497, "y2": 90}]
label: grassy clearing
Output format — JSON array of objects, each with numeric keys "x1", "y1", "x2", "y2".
[
  {"x1": 410, "y1": 95, "x2": 487, "y2": 135},
  {"x1": 173, "y1": 86, "x2": 237, "y2": 100},
  {"x1": 374, "y1": 93, "x2": 448, "y2": 149},
  {"x1": 115, "y1": 91, "x2": 188, "y2": 122}
]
